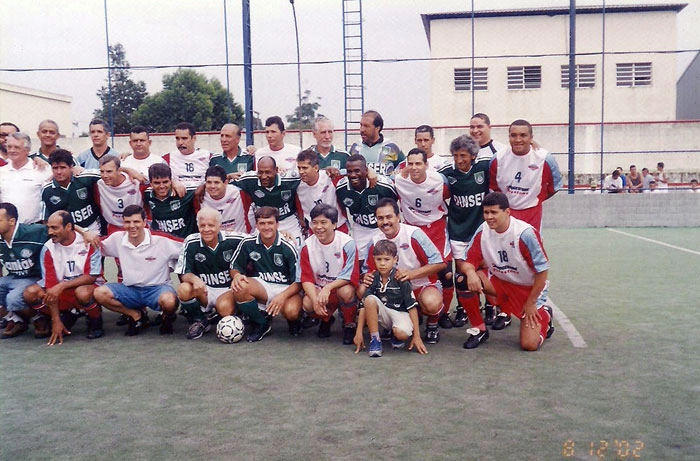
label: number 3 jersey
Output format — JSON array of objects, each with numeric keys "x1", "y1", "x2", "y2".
[
  {"x1": 299, "y1": 232, "x2": 359, "y2": 288},
  {"x1": 39, "y1": 232, "x2": 102, "y2": 288},
  {"x1": 466, "y1": 217, "x2": 549, "y2": 286},
  {"x1": 95, "y1": 173, "x2": 143, "y2": 229}
]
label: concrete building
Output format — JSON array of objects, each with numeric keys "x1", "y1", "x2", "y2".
[
  {"x1": 677, "y1": 51, "x2": 700, "y2": 120},
  {"x1": 0, "y1": 81, "x2": 72, "y2": 138},
  {"x1": 421, "y1": 4, "x2": 687, "y2": 126}
]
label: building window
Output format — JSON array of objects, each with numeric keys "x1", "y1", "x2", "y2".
[
  {"x1": 616, "y1": 62, "x2": 652, "y2": 87},
  {"x1": 561, "y1": 64, "x2": 596, "y2": 88},
  {"x1": 454, "y1": 67, "x2": 488, "y2": 91},
  {"x1": 507, "y1": 66, "x2": 541, "y2": 89}
]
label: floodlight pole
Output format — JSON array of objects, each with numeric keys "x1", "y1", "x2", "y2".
[
  {"x1": 290, "y1": 0, "x2": 304, "y2": 148},
  {"x1": 242, "y1": 0, "x2": 254, "y2": 146},
  {"x1": 223, "y1": 0, "x2": 233, "y2": 122},
  {"x1": 103, "y1": 0, "x2": 114, "y2": 146},
  {"x1": 567, "y1": 0, "x2": 576, "y2": 194}
]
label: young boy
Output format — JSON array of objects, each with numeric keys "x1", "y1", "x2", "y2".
[{"x1": 354, "y1": 240, "x2": 427, "y2": 357}]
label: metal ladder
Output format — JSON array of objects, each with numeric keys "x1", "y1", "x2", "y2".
[{"x1": 342, "y1": 0, "x2": 364, "y2": 150}]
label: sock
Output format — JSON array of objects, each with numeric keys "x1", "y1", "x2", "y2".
[
  {"x1": 236, "y1": 299, "x2": 267, "y2": 325},
  {"x1": 180, "y1": 299, "x2": 203, "y2": 322},
  {"x1": 369, "y1": 331, "x2": 380, "y2": 341},
  {"x1": 538, "y1": 307, "x2": 551, "y2": 345},
  {"x1": 83, "y1": 303, "x2": 102, "y2": 319},
  {"x1": 457, "y1": 291, "x2": 485, "y2": 331},
  {"x1": 340, "y1": 300, "x2": 357, "y2": 327},
  {"x1": 441, "y1": 287, "x2": 454, "y2": 316}
]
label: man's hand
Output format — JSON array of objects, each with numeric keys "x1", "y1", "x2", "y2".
[
  {"x1": 361, "y1": 272, "x2": 375, "y2": 288},
  {"x1": 394, "y1": 269, "x2": 412, "y2": 282},
  {"x1": 48, "y1": 319, "x2": 70, "y2": 346},
  {"x1": 266, "y1": 294, "x2": 286, "y2": 316},
  {"x1": 466, "y1": 270, "x2": 483, "y2": 293},
  {"x1": 226, "y1": 172, "x2": 243, "y2": 182},
  {"x1": 44, "y1": 284, "x2": 65, "y2": 306},
  {"x1": 81, "y1": 230, "x2": 101, "y2": 250},
  {"x1": 230, "y1": 273, "x2": 248, "y2": 292},
  {"x1": 522, "y1": 300, "x2": 540, "y2": 329},
  {"x1": 246, "y1": 145, "x2": 257, "y2": 155},
  {"x1": 325, "y1": 167, "x2": 341, "y2": 180},
  {"x1": 353, "y1": 331, "x2": 365, "y2": 353},
  {"x1": 172, "y1": 180, "x2": 186, "y2": 198},
  {"x1": 409, "y1": 335, "x2": 428, "y2": 354},
  {"x1": 34, "y1": 157, "x2": 50, "y2": 171}
]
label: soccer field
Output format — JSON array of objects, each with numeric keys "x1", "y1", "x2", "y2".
[{"x1": 1, "y1": 227, "x2": 698, "y2": 460}]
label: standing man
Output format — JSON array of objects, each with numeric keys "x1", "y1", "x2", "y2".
[
  {"x1": 489, "y1": 119, "x2": 563, "y2": 232},
  {"x1": 253, "y1": 116, "x2": 301, "y2": 177},
  {"x1": 23, "y1": 211, "x2": 103, "y2": 344},
  {"x1": 0, "y1": 122, "x2": 20, "y2": 161},
  {"x1": 33, "y1": 120, "x2": 61, "y2": 161},
  {"x1": 413, "y1": 125, "x2": 451, "y2": 171},
  {"x1": 296, "y1": 149, "x2": 348, "y2": 235},
  {"x1": 95, "y1": 155, "x2": 144, "y2": 234},
  {"x1": 175, "y1": 208, "x2": 247, "y2": 340},
  {"x1": 201, "y1": 166, "x2": 249, "y2": 233},
  {"x1": 163, "y1": 122, "x2": 211, "y2": 188},
  {"x1": 365, "y1": 198, "x2": 446, "y2": 344},
  {"x1": 121, "y1": 125, "x2": 167, "y2": 183},
  {"x1": 311, "y1": 117, "x2": 349, "y2": 177},
  {"x1": 0, "y1": 202, "x2": 48, "y2": 338},
  {"x1": 0, "y1": 133, "x2": 53, "y2": 224},
  {"x1": 229, "y1": 207, "x2": 303, "y2": 341},
  {"x1": 470, "y1": 113, "x2": 506, "y2": 162},
  {"x1": 461, "y1": 192, "x2": 554, "y2": 351},
  {"x1": 94, "y1": 205, "x2": 182, "y2": 336},
  {"x1": 350, "y1": 110, "x2": 405, "y2": 176},
  {"x1": 335, "y1": 154, "x2": 397, "y2": 264},
  {"x1": 299, "y1": 204, "x2": 359, "y2": 343},
  {"x1": 76, "y1": 118, "x2": 118, "y2": 170},
  {"x1": 210, "y1": 122, "x2": 255, "y2": 181}
]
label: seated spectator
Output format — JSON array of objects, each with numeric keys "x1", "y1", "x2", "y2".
[
  {"x1": 616, "y1": 167, "x2": 627, "y2": 190},
  {"x1": 641, "y1": 167, "x2": 654, "y2": 191},
  {"x1": 654, "y1": 162, "x2": 669, "y2": 193},
  {"x1": 689, "y1": 178, "x2": 699, "y2": 193},
  {"x1": 626, "y1": 165, "x2": 643, "y2": 193},
  {"x1": 647, "y1": 179, "x2": 658, "y2": 193},
  {"x1": 603, "y1": 170, "x2": 623, "y2": 193}
]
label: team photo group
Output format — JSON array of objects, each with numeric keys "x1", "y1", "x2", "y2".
[{"x1": 0, "y1": 110, "x2": 562, "y2": 357}]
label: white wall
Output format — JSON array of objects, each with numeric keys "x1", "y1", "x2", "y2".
[{"x1": 0, "y1": 82, "x2": 73, "y2": 141}]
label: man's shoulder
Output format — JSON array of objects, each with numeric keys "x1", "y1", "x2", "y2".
[{"x1": 16, "y1": 223, "x2": 48, "y2": 242}]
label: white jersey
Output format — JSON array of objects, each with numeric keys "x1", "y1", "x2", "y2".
[
  {"x1": 297, "y1": 173, "x2": 347, "y2": 228},
  {"x1": 121, "y1": 154, "x2": 167, "y2": 184},
  {"x1": 300, "y1": 231, "x2": 358, "y2": 287},
  {"x1": 493, "y1": 147, "x2": 548, "y2": 210},
  {"x1": 395, "y1": 170, "x2": 449, "y2": 226},
  {"x1": 39, "y1": 233, "x2": 102, "y2": 287},
  {"x1": 101, "y1": 229, "x2": 182, "y2": 287},
  {"x1": 369, "y1": 224, "x2": 443, "y2": 289},
  {"x1": 476, "y1": 140, "x2": 507, "y2": 162},
  {"x1": 255, "y1": 144, "x2": 301, "y2": 177},
  {"x1": 163, "y1": 148, "x2": 211, "y2": 187},
  {"x1": 96, "y1": 173, "x2": 144, "y2": 227},
  {"x1": 427, "y1": 154, "x2": 452, "y2": 172},
  {"x1": 201, "y1": 184, "x2": 248, "y2": 233}
]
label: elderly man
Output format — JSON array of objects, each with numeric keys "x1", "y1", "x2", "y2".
[
  {"x1": 310, "y1": 117, "x2": 349, "y2": 177},
  {"x1": 209, "y1": 122, "x2": 255, "y2": 182}
]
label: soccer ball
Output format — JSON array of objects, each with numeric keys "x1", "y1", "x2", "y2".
[{"x1": 216, "y1": 316, "x2": 245, "y2": 344}]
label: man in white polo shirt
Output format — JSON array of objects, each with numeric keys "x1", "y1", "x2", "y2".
[{"x1": 0, "y1": 132, "x2": 52, "y2": 223}]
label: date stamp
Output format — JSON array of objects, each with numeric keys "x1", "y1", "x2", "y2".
[{"x1": 562, "y1": 439, "x2": 645, "y2": 459}]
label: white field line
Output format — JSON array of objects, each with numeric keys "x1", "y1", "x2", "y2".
[
  {"x1": 547, "y1": 299, "x2": 588, "y2": 348},
  {"x1": 607, "y1": 228, "x2": 700, "y2": 256}
]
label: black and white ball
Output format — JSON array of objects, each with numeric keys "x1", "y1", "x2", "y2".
[{"x1": 216, "y1": 316, "x2": 245, "y2": 343}]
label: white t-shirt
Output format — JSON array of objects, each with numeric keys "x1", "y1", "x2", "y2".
[
  {"x1": 0, "y1": 160, "x2": 52, "y2": 223},
  {"x1": 255, "y1": 144, "x2": 301, "y2": 177},
  {"x1": 121, "y1": 154, "x2": 167, "y2": 184}
]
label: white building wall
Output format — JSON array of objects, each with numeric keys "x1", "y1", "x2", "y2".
[{"x1": 0, "y1": 82, "x2": 72, "y2": 139}]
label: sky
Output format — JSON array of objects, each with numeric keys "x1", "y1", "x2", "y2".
[{"x1": 2, "y1": 0, "x2": 699, "y2": 135}]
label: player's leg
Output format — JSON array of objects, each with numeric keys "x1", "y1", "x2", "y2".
[
  {"x1": 449, "y1": 241, "x2": 469, "y2": 327},
  {"x1": 177, "y1": 281, "x2": 210, "y2": 340},
  {"x1": 94, "y1": 284, "x2": 145, "y2": 336},
  {"x1": 418, "y1": 285, "x2": 444, "y2": 344},
  {"x1": 460, "y1": 270, "x2": 494, "y2": 350},
  {"x1": 437, "y1": 263, "x2": 454, "y2": 329},
  {"x1": 1, "y1": 277, "x2": 39, "y2": 339},
  {"x1": 362, "y1": 295, "x2": 383, "y2": 357},
  {"x1": 280, "y1": 292, "x2": 303, "y2": 336},
  {"x1": 156, "y1": 286, "x2": 179, "y2": 335},
  {"x1": 74, "y1": 284, "x2": 103, "y2": 340},
  {"x1": 336, "y1": 284, "x2": 358, "y2": 345},
  {"x1": 232, "y1": 278, "x2": 272, "y2": 342},
  {"x1": 517, "y1": 287, "x2": 553, "y2": 352},
  {"x1": 22, "y1": 283, "x2": 51, "y2": 339}
]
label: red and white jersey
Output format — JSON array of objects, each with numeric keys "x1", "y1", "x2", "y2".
[
  {"x1": 95, "y1": 173, "x2": 143, "y2": 227},
  {"x1": 121, "y1": 154, "x2": 167, "y2": 184},
  {"x1": 367, "y1": 224, "x2": 444, "y2": 289},
  {"x1": 490, "y1": 147, "x2": 562, "y2": 211},
  {"x1": 395, "y1": 169, "x2": 449, "y2": 227},
  {"x1": 39, "y1": 233, "x2": 102, "y2": 288},
  {"x1": 300, "y1": 231, "x2": 359, "y2": 288},
  {"x1": 255, "y1": 144, "x2": 301, "y2": 177},
  {"x1": 163, "y1": 148, "x2": 211, "y2": 187},
  {"x1": 201, "y1": 184, "x2": 249, "y2": 233},
  {"x1": 297, "y1": 173, "x2": 347, "y2": 229},
  {"x1": 101, "y1": 229, "x2": 182, "y2": 287},
  {"x1": 427, "y1": 154, "x2": 452, "y2": 172},
  {"x1": 467, "y1": 217, "x2": 549, "y2": 287}
]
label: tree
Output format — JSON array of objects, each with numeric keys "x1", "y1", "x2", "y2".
[
  {"x1": 286, "y1": 90, "x2": 322, "y2": 130},
  {"x1": 94, "y1": 43, "x2": 148, "y2": 134},
  {"x1": 131, "y1": 69, "x2": 244, "y2": 133}
]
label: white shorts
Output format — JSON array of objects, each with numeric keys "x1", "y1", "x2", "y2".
[
  {"x1": 352, "y1": 225, "x2": 377, "y2": 262},
  {"x1": 203, "y1": 286, "x2": 229, "y2": 312},
  {"x1": 279, "y1": 216, "x2": 304, "y2": 250},
  {"x1": 252, "y1": 277, "x2": 289, "y2": 310},
  {"x1": 449, "y1": 239, "x2": 471, "y2": 261},
  {"x1": 367, "y1": 294, "x2": 413, "y2": 337}
]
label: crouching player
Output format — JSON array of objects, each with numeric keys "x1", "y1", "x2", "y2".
[
  {"x1": 354, "y1": 240, "x2": 426, "y2": 357},
  {"x1": 460, "y1": 192, "x2": 554, "y2": 351},
  {"x1": 175, "y1": 208, "x2": 246, "y2": 340},
  {"x1": 300, "y1": 204, "x2": 359, "y2": 344},
  {"x1": 229, "y1": 207, "x2": 303, "y2": 342},
  {"x1": 24, "y1": 211, "x2": 103, "y2": 345}
]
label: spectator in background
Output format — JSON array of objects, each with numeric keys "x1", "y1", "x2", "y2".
[
  {"x1": 654, "y1": 162, "x2": 669, "y2": 193},
  {"x1": 641, "y1": 167, "x2": 654, "y2": 192},
  {"x1": 688, "y1": 178, "x2": 698, "y2": 193},
  {"x1": 647, "y1": 179, "x2": 658, "y2": 193},
  {"x1": 616, "y1": 167, "x2": 627, "y2": 190},
  {"x1": 626, "y1": 165, "x2": 643, "y2": 193},
  {"x1": 603, "y1": 170, "x2": 623, "y2": 193}
]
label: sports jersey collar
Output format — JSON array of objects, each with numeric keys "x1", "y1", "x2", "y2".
[
  {"x1": 378, "y1": 267, "x2": 398, "y2": 288},
  {"x1": 257, "y1": 174, "x2": 281, "y2": 188},
  {"x1": 314, "y1": 144, "x2": 337, "y2": 157},
  {"x1": 7, "y1": 159, "x2": 34, "y2": 171},
  {"x1": 3, "y1": 222, "x2": 21, "y2": 247},
  {"x1": 91, "y1": 146, "x2": 113, "y2": 161},
  {"x1": 122, "y1": 227, "x2": 152, "y2": 248},
  {"x1": 200, "y1": 231, "x2": 223, "y2": 251},
  {"x1": 255, "y1": 230, "x2": 280, "y2": 248},
  {"x1": 223, "y1": 146, "x2": 242, "y2": 160},
  {"x1": 363, "y1": 134, "x2": 383, "y2": 148}
]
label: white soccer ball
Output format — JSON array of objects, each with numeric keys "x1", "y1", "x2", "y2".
[{"x1": 216, "y1": 315, "x2": 245, "y2": 344}]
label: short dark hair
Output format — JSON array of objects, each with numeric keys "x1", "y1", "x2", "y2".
[
  {"x1": 373, "y1": 239, "x2": 397, "y2": 258},
  {"x1": 657, "y1": 162, "x2": 664, "y2": 169},
  {"x1": 690, "y1": 178, "x2": 698, "y2": 184},
  {"x1": 51, "y1": 210, "x2": 74, "y2": 227},
  {"x1": 482, "y1": 192, "x2": 510, "y2": 210},
  {"x1": 205, "y1": 165, "x2": 227, "y2": 182},
  {"x1": 149, "y1": 163, "x2": 172, "y2": 181},
  {"x1": 90, "y1": 118, "x2": 109, "y2": 131},
  {"x1": 612, "y1": 170, "x2": 620, "y2": 178},
  {"x1": 48, "y1": 149, "x2": 76, "y2": 167},
  {"x1": 406, "y1": 148, "x2": 427, "y2": 163},
  {"x1": 346, "y1": 153, "x2": 367, "y2": 166},
  {"x1": 0, "y1": 202, "x2": 19, "y2": 221},
  {"x1": 255, "y1": 206, "x2": 280, "y2": 222},
  {"x1": 363, "y1": 110, "x2": 383, "y2": 131},
  {"x1": 310, "y1": 203, "x2": 338, "y2": 224},
  {"x1": 99, "y1": 154, "x2": 120, "y2": 168},
  {"x1": 0, "y1": 122, "x2": 20, "y2": 132},
  {"x1": 414, "y1": 125, "x2": 434, "y2": 138},
  {"x1": 265, "y1": 116, "x2": 285, "y2": 132},
  {"x1": 175, "y1": 122, "x2": 196, "y2": 136},
  {"x1": 471, "y1": 113, "x2": 491, "y2": 125},
  {"x1": 296, "y1": 148, "x2": 318, "y2": 166},
  {"x1": 509, "y1": 119, "x2": 533, "y2": 135},
  {"x1": 123, "y1": 205, "x2": 146, "y2": 220},
  {"x1": 450, "y1": 134, "x2": 479, "y2": 156},
  {"x1": 375, "y1": 197, "x2": 400, "y2": 216},
  {"x1": 130, "y1": 125, "x2": 149, "y2": 137}
]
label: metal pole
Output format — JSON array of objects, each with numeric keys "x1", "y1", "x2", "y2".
[
  {"x1": 470, "y1": 0, "x2": 475, "y2": 116},
  {"x1": 290, "y1": 0, "x2": 303, "y2": 148},
  {"x1": 242, "y1": 0, "x2": 254, "y2": 147},
  {"x1": 567, "y1": 0, "x2": 576, "y2": 193},
  {"x1": 103, "y1": 0, "x2": 114, "y2": 145},
  {"x1": 599, "y1": 0, "x2": 607, "y2": 192},
  {"x1": 223, "y1": 0, "x2": 233, "y2": 122}
]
